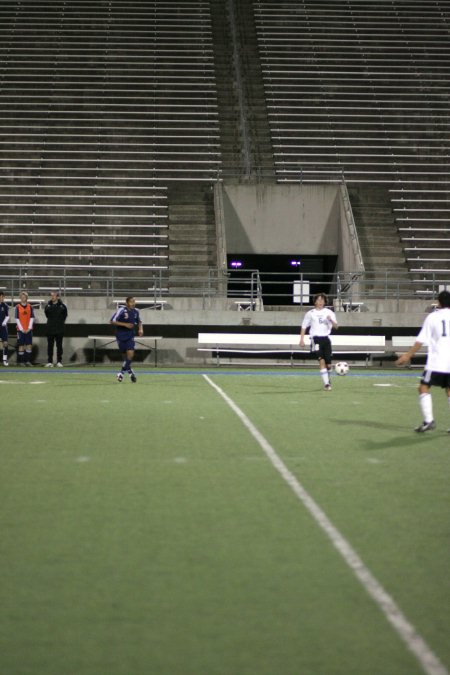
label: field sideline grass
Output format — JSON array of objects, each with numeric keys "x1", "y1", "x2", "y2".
[{"x1": 1, "y1": 368, "x2": 449, "y2": 675}]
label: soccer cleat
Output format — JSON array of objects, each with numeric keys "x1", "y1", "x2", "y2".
[
  {"x1": 3, "y1": 361, "x2": 8, "y2": 367},
  {"x1": 45, "y1": 362, "x2": 54, "y2": 367},
  {"x1": 324, "y1": 383, "x2": 332, "y2": 391},
  {"x1": 130, "y1": 370, "x2": 137, "y2": 383},
  {"x1": 414, "y1": 421, "x2": 436, "y2": 433},
  {"x1": 116, "y1": 372, "x2": 124, "y2": 382},
  {"x1": 56, "y1": 362, "x2": 63, "y2": 368}
]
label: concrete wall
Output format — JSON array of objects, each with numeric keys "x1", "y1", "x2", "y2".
[
  {"x1": 222, "y1": 183, "x2": 341, "y2": 254},
  {"x1": 10, "y1": 300, "x2": 428, "y2": 367}
]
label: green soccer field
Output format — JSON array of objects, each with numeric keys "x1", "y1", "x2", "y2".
[{"x1": 1, "y1": 368, "x2": 449, "y2": 675}]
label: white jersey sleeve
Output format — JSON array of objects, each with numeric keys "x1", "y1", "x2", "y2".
[{"x1": 301, "y1": 309, "x2": 313, "y2": 331}]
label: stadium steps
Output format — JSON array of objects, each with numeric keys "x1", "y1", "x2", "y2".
[
  {"x1": 210, "y1": 0, "x2": 276, "y2": 179},
  {"x1": 349, "y1": 186, "x2": 409, "y2": 272},
  {"x1": 348, "y1": 186, "x2": 410, "y2": 296},
  {"x1": 167, "y1": 182, "x2": 217, "y2": 293}
]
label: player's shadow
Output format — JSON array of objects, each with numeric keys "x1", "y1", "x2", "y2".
[
  {"x1": 255, "y1": 388, "x2": 321, "y2": 395},
  {"x1": 54, "y1": 381, "x2": 127, "y2": 387},
  {"x1": 364, "y1": 435, "x2": 435, "y2": 451},
  {"x1": 329, "y1": 417, "x2": 402, "y2": 431},
  {"x1": 330, "y1": 418, "x2": 436, "y2": 450}
]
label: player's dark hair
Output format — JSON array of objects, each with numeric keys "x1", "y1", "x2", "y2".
[
  {"x1": 438, "y1": 290, "x2": 450, "y2": 308},
  {"x1": 313, "y1": 292, "x2": 328, "y2": 305},
  {"x1": 125, "y1": 296, "x2": 134, "y2": 304}
]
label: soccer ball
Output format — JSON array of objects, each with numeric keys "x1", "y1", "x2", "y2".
[{"x1": 335, "y1": 361, "x2": 349, "y2": 376}]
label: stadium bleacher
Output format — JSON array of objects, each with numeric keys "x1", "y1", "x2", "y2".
[
  {"x1": 254, "y1": 0, "x2": 450, "y2": 290},
  {"x1": 0, "y1": 0, "x2": 221, "y2": 292},
  {"x1": 0, "y1": 0, "x2": 449, "y2": 298}
]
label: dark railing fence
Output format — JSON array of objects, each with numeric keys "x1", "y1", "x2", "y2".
[{"x1": 0, "y1": 266, "x2": 448, "y2": 306}]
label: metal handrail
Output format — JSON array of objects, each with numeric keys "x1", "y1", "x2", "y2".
[{"x1": 0, "y1": 266, "x2": 448, "y2": 304}]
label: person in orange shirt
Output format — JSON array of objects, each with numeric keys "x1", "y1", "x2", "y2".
[{"x1": 15, "y1": 291, "x2": 35, "y2": 366}]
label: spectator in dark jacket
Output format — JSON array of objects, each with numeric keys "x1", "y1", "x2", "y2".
[{"x1": 45, "y1": 291, "x2": 68, "y2": 367}]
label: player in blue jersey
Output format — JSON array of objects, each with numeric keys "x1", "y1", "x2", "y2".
[
  {"x1": 110, "y1": 297, "x2": 143, "y2": 383},
  {"x1": 0, "y1": 291, "x2": 10, "y2": 366}
]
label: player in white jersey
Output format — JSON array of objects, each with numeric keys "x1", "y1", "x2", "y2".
[
  {"x1": 396, "y1": 290, "x2": 450, "y2": 432},
  {"x1": 300, "y1": 293, "x2": 338, "y2": 390}
]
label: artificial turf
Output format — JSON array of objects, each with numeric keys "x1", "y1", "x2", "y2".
[{"x1": 1, "y1": 368, "x2": 449, "y2": 675}]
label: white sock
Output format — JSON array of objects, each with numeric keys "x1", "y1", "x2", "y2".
[
  {"x1": 419, "y1": 393, "x2": 433, "y2": 423},
  {"x1": 320, "y1": 368, "x2": 329, "y2": 386}
]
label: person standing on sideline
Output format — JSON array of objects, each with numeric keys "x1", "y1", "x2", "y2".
[
  {"x1": 15, "y1": 291, "x2": 35, "y2": 366},
  {"x1": 45, "y1": 291, "x2": 68, "y2": 367},
  {"x1": 396, "y1": 289, "x2": 450, "y2": 433},
  {"x1": 110, "y1": 296, "x2": 143, "y2": 383},
  {"x1": 0, "y1": 291, "x2": 10, "y2": 366},
  {"x1": 300, "y1": 292, "x2": 338, "y2": 390}
]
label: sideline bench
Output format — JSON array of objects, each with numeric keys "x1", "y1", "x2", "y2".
[
  {"x1": 391, "y1": 335, "x2": 426, "y2": 365},
  {"x1": 392, "y1": 336, "x2": 419, "y2": 349},
  {"x1": 88, "y1": 335, "x2": 162, "y2": 367},
  {"x1": 198, "y1": 333, "x2": 386, "y2": 366},
  {"x1": 113, "y1": 298, "x2": 168, "y2": 310}
]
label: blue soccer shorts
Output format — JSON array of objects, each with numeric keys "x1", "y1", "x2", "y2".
[
  {"x1": 17, "y1": 331, "x2": 33, "y2": 346},
  {"x1": 117, "y1": 336, "x2": 135, "y2": 353}
]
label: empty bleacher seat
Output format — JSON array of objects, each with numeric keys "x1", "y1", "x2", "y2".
[
  {"x1": 253, "y1": 0, "x2": 450, "y2": 288},
  {"x1": 0, "y1": 0, "x2": 221, "y2": 291}
]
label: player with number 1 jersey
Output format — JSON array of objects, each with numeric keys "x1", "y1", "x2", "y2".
[
  {"x1": 416, "y1": 302, "x2": 450, "y2": 374},
  {"x1": 396, "y1": 290, "x2": 450, "y2": 432}
]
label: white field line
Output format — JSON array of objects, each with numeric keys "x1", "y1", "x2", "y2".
[{"x1": 203, "y1": 374, "x2": 448, "y2": 675}]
